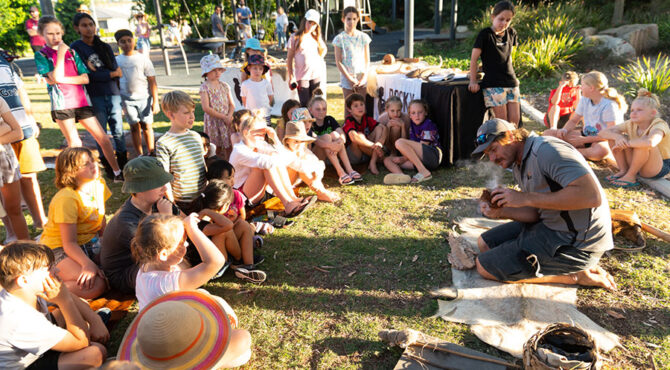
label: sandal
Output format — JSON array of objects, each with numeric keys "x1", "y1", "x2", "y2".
[
  {"x1": 284, "y1": 196, "x2": 317, "y2": 218},
  {"x1": 411, "y1": 173, "x2": 432, "y2": 184},
  {"x1": 605, "y1": 174, "x2": 622, "y2": 182},
  {"x1": 610, "y1": 179, "x2": 640, "y2": 188},
  {"x1": 338, "y1": 174, "x2": 354, "y2": 186},
  {"x1": 349, "y1": 171, "x2": 363, "y2": 182}
]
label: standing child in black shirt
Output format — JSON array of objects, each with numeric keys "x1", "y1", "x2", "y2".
[{"x1": 468, "y1": 1, "x2": 520, "y2": 126}]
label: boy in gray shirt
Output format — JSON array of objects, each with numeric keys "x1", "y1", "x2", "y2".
[{"x1": 114, "y1": 29, "x2": 159, "y2": 156}]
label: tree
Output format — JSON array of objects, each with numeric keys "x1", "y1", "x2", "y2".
[
  {"x1": 0, "y1": 0, "x2": 38, "y2": 54},
  {"x1": 55, "y1": 0, "x2": 89, "y2": 44}
]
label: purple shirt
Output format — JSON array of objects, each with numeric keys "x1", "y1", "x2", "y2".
[{"x1": 409, "y1": 118, "x2": 441, "y2": 150}]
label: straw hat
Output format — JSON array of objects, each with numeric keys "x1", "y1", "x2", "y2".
[
  {"x1": 117, "y1": 291, "x2": 232, "y2": 369},
  {"x1": 77, "y1": 4, "x2": 91, "y2": 14},
  {"x1": 283, "y1": 120, "x2": 316, "y2": 145}
]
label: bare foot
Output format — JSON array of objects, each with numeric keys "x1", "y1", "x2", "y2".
[
  {"x1": 369, "y1": 163, "x2": 379, "y2": 175},
  {"x1": 316, "y1": 189, "x2": 340, "y2": 203},
  {"x1": 573, "y1": 266, "x2": 617, "y2": 291}
]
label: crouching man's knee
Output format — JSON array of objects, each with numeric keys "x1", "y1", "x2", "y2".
[{"x1": 475, "y1": 256, "x2": 498, "y2": 281}]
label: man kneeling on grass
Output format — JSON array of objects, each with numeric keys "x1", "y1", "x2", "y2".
[{"x1": 472, "y1": 118, "x2": 617, "y2": 290}]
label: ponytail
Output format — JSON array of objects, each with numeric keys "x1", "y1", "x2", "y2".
[
  {"x1": 582, "y1": 71, "x2": 628, "y2": 112},
  {"x1": 602, "y1": 87, "x2": 628, "y2": 112},
  {"x1": 188, "y1": 180, "x2": 233, "y2": 213}
]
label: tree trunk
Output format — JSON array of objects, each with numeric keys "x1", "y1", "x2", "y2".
[{"x1": 612, "y1": 0, "x2": 625, "y2": 26}]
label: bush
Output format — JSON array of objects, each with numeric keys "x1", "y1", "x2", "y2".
[
  {"x1": 0, "y1": 0, "x2": 37, "y2": 54},
  {"x1": 414, "y1": 41, "x2": 470, "y2": 70},
  {"x1": 512, "y1": 32, "x2": 583, "y2": 78},
  {"x1": 618, "y1": 53, "x2": 670, "y2": 96}
]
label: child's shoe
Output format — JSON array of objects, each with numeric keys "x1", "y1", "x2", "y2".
[
  {"x1": 210, "y1": 260, "x2": 231, "y2": 281},
  {"x1": 233, "y1": 267, "x2": 267, "y2": 283}
]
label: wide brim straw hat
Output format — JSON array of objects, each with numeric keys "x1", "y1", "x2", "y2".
[
  {"x1": 200, "y1": 54, "x2": 226, "y2": 77},
  {"x1": 122, "y1": 156, "x2": 173, "y2": 194},
  {"x1": 117, "y1": 290, "x2": 232, "y2": 369},
  {"x1": 283, "y1": 120, "x2": 316, "y2": 145}
]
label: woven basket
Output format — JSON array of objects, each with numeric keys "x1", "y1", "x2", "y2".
[{"x1": 523, "y1": 323, "x2": 600, "y2": 370}]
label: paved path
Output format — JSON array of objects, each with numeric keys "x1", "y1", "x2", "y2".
[{"x1": 15, "y1": 30, "x2": 433, "y2": 90}]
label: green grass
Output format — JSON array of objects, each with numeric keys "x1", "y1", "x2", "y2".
[{"x1": 8, "y1": 81, "x2": 670, "y2": 368}]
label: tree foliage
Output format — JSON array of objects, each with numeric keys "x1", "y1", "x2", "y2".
[
  {"x1": 55, "y1": 0, "x2": 90, "y2": 44},
  {"x1": 0, "y1": 0, "x2": 39, "y2": 54}
]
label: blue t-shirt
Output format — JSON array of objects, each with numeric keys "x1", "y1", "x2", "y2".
[
  {"x1": 237, "y1": 7, "x2": 252, "y2": 25},
  {"x1": 70, "y1": 40, "x2": 120, "y2": 97}
]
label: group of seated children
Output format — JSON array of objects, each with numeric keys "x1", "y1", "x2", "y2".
[{"x1": 541, "y1": 70, "x2": 670, "y2": 188}]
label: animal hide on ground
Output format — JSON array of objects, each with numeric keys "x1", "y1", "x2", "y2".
[{"x1": 436, "y1": 217, "x2": 620, "y2": 358}]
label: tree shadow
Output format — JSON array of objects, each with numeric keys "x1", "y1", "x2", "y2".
[{"x1": 309, "y1": 336, "x2": 402, "y2": 369}]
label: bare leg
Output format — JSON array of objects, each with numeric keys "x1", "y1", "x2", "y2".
[
  {"x1": 79, "y1": 116, "x2": 120, "y2": 172},
  {"x1": 506, "y1": 101, "x2": 520, "y2": 126},
  {"x1": 491, "y1": 104, "x2": 508, "y2": 122},
  {"x1": 211, "y1": 231, "x2": 230, "y2": 259},
  {"x1": 546, "y1": 105, "x2": 559, "y2": 129},
  {"x1": 224, "y1": 229, "x2": 242, "y2": 261},
  {"x1": 55, "y1": 257, "x2": 106, "y2": 299},
  {"x1": 233, "y1": 220, "x2": 254, "y2": 265},
  {"x1": 608, "y1": 141, "x2": 629, "y2": 178},
  {"x1": 577, "y1": 141, "x2": 611, "y2": 162},
  {"x1": 129, "y1": 123, "x2": 143, "y2": 155},
  {"x1": 242, "y1": 167, "x2": 302, "y2": 213},
  {"x1": 383, "y1": 155, "x2": 407, "y2": 174},
  {"x1": 19, "y1": 173, "x2": 47, "y2": 228},
  {"x1": 395, "y1": 139, "x2": 431, "y2": 178},
  {"x1": 387, "y1": 124, "x2": 402, "y2": 154},
  {"x1": 56, "y1": 118, "x2": 83, "y2": 147},
  {"x1": 615, "y1": 146, "x2": 663, "y2": 185},
  {"x1": 58, "y1": 342, "x2": 106, "y2": 369},
  {"x1": 219, "y1": 329, "x2": 252, "y2": 368},
  {"x1": 141, "y1": 122, "x2": 155, "y2": 153},
  {"x1": 1, "y1": 181, "x2": 29, "y2": 240}
]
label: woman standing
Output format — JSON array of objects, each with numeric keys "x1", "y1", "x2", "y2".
[{"x1": 286, "y1": 9, "x2": 327, "y2": 106}]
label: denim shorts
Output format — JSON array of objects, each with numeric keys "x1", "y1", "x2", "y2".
[
  {"x1": 648, "y1": 158, "x2": 670, "y2": 179},
  {"x1": 123, "y1": 97, "x2": 154, "y2": 125},
  {"x1": 483, "y1": 87, "x2": 520, "y2": 107},
  {"x1": 52, "y1": 237, "x2": 102, "y2": 265},
  {"x1": 478, "y1": 221, "x2": 602, "y2": 281}
]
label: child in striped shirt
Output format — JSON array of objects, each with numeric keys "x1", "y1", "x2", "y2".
[{"x1": 155, "y1": 91, "x2": 206, "y2": 209}]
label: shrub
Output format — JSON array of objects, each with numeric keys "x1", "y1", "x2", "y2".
[
  {"x1": 618, "y1": 53, "x2": 670, "y2": 96},
  {"x1": 512, "y1": 32, "x2": 583, "y2": 78},
  {"x1": 0, "y1": 0, "x2": 37, "y2": 54}
]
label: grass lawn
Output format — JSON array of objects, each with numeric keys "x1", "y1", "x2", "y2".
[{"x1": 7, "y1": 80, "x2": 669, "y2": 368}]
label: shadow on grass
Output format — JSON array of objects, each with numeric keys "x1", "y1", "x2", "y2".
[{"x1": 309, "y1": 337, "x2": 402, "y2": 369}]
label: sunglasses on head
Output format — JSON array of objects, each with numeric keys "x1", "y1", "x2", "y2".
[{"x1": 475, "y1": 133, "x2": 492, "y2": 146}]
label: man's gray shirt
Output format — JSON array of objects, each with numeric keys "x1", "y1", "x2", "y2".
[{"x1": 512, "y1": 135, "x2": 613, "y2": 252}]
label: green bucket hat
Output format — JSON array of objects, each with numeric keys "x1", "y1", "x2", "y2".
[{"x1": 122, "y1": 157, "x2": 173, "y2": 193}]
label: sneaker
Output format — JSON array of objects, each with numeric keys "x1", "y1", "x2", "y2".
[
  {"x1": 113, "y1": 173, "x2": 124, "y2": 183},
  {"x1": 96, "y1": 307, "x2": 112, "y2": 325},
  {"x1": 210, "y1": 260, "x2": 231, "y2": 281},
  {"x1": 233, "y1": 267, "x2": 267, "y2": 283},
  {"x1": 253, "y1": 254, "x2": 265, "y2": 266}
]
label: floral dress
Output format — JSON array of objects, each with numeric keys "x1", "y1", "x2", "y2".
[{"x1": 200, "y1": 80, "x2": 232, "y2": 151}]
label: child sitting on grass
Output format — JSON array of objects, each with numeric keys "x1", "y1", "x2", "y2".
[
  {"x1": 229, "y1": 111, "x2": 316, "y2": 218},
  {"x1": 308, "y1": 95, "x2": 361, "y2": 185},
  {"x1": 41, "y1": 147, "x2": 110, "y2": 299},
  {"x1": 383, "y1": 99, "x2": 442, "y2": 184},
  {"x1": 284, "y1": 119, "x2": 340, "y2": 203},
  {"x1": 377, "y1": 96, "x2": 410, "y2": 155},
  {"x1": 131, "y1": 213, "x2": 226, "y2": 310},
  {"x1": 544, "y1": 71, "x2": 580, "y2": 129},
  {"x1": 276, "y1": 99, "x2": 300, "y2": 143},
  {"x1": 599, "y1": 89, "x2": 670, "y2": 188},
  {"x1": 0, "y1": 241, "x2": 108, "y2": 369},
  {"x1": 190, "y1": 179, "x2": 267, "y2": 283},
  {"x1": 208, "y1": 159, "x2": 275, "y2": 235},
  {"x1": 230, "y1": 109, "x2": 251, "y2": 146},
  {"x1": 342, "y1": 93, "x2": 387, "y2": 175}
]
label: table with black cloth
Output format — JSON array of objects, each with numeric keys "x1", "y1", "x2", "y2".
[{"x1": 421, "y1": 82, "x2": 490, "y2": 166}]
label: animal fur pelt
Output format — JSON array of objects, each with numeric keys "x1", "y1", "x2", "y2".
[
  {"x1": 436, "y1": 217, "x2": 620, "y2": 358},
  {"x1": 610, "y1": 209, "x2": 670, "y2": 246}
]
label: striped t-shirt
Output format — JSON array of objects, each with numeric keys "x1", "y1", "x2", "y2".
[{"x1": 156, "y1": 130, "x2": 206, "y2": 203}]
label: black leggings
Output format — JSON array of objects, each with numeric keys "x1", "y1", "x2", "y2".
[{"x1": 297, "y1": 79, "x2": 320, "y2": 106}]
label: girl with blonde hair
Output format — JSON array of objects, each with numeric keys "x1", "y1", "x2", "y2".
[
  {"x1": 599, "y1": 89, "x2": 670, "y2": 187},
  {"x1": 544, "y1": 71, "x2": 626, "y2": 162}
]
